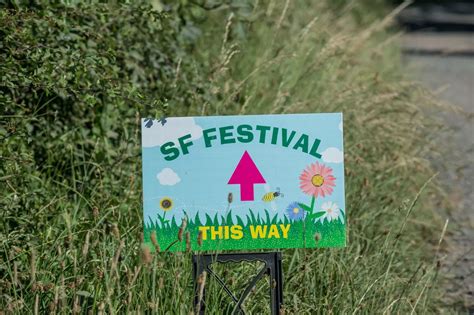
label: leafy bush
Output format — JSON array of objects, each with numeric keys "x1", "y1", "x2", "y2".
[{"x1": 1, "y1": 3, "x2": 210, "y2": 233}]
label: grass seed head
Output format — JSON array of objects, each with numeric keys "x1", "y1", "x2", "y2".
[
  {"x1": 181, "y1": 217, "x2": 188, "y2": 230},
  {"x1": 141, "y1": 244, "x2": 153, "y2": 265},
  {"x1": 158, "y1": 277, "x2": 164, "y2": 289},
  {"x1": 82, "y1": 231, "x2": 91, "y2": 257},
  {"x1": 96, "y1": 267, "x2": 104, "y2": 279},
  {"x1": 92, "y1": 206, "x2": 99, "y2": 219},
  {"x1": 112, "y1": 223, "x2": 120, "y2": 239},
  {"x1": 178, "y1": 228, "x2": 183, "y2": 242},
  {"x1": 195, "y1": 271, "x2": 207, "y2": 313},
  {"x1": 147, "y1": 302, "x2": 156, "y2": 310},
  {"x1": 185, "y1": 231, "x2": 191, "y2": 252},
  {"x1": 197, "y1": 271, "x2": 207, "y2": 285},
  {"x1": 98, "y1": 302, "x2": 105, "y2": 314},
  {"x1": 29, "y1": 246, "x2": 36, "y2": 285},
  {"x1": 197, "y1": 230, "x2": 203, "y2": 247},
  {"x1": 12, "y1": 245, "x2": 22, "y2": 254},
  {"x1": 178, "y1": 217, "x2": 187, "y2": 241},
  {"x1": 150, "y1": 231, "x2": 161, "y2": 252},
  {"x1": 48, "y1": 301, "x2": 56, "y2": 313},
  {"x1": 13, "y1": 261, "x2": 18, "y2": 287},
  {"x1": 73, "y1": 295, "x2": 80, "y2": 314}
]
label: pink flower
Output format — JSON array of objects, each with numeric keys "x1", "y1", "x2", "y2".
[{"x1": 299, "y1": 162, "x2": 336, "y2": 197}]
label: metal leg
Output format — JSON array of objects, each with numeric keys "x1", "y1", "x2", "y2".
[
  {"x1": 206, "y1": 266, "x2": 239, "y2": 304},
  {"x1": 231, "y1": 264, "x2": 268, "y2": 314},
  {"x1": 192, "y1": 252, "x2": 283, "y2": 315}
]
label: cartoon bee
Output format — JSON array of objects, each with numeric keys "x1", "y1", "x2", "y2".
[{"x1": 262, "y1": 188, "x2": 284, "y2": 202}]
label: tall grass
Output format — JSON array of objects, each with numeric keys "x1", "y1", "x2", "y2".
[{"x1": 0, "y1": 1, "x2": 447, "y2": 313}]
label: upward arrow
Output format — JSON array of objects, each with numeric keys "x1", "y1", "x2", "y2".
[{"x1": 228, "y1": 151, "x2": 266, "y2": 201}]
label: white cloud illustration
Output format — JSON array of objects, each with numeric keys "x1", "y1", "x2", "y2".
[
  {"x1": 156, "y1": 168, "x2": 181, "y2": 186},
  {"x1": 142, "y1": 117, "x2": 203, "y2": 147},
  {"x1": 322, "y1": 147, "x2": 344, "y2": 163}
]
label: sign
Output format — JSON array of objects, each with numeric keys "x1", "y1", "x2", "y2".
[{"x1": 142, "y1": 113, "x2": 346, "y2": 252}]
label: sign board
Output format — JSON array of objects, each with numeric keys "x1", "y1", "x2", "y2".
[{"x1": 142, "y1": 113, "x2": 346, "y2": 252}]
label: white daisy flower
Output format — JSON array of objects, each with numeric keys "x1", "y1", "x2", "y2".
[{"x1": 320, "y1": 201, "x2": 342, "y2": 222}]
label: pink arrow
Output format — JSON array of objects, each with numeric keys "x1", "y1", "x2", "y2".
[{"x1": 228, "y1": 151, "x2": 266, "y2": 201}]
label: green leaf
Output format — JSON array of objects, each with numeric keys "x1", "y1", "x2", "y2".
[
  {"x1": 249, "y1": 209, "x2": 258, "y2": 224},
  {"x1": 246, "y1": 214, "x2": 252, "y2": 225},
  {"x1": 194, "y1": 212, "x2": 202, "y2": 226},
  {"x1": 205, "y1": 214, "x2": 213, "y2": 225},
  {"x1": 271, "y1": 213, "x2": 278, "y2": 224},
  {"x1": 309, "y1": 211, "x2": 326, "y2": 220},
  {"x1": 226, "y1": 210, "x2": 234, "y2": 225},
  {"x1": 264, "y1": 209, "x2": 271, "y2": 224},
  {"x1": 298, "y1": 203, "x2": 312, "y2": 212}
]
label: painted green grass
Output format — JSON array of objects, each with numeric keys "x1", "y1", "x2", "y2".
[{"x1": 144, "y1": 209, "x2": 345, "y2": 252}]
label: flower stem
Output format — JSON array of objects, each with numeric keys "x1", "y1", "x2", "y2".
[{"x1": 310, "y1": 196, "x2": 316, "y2": 213}]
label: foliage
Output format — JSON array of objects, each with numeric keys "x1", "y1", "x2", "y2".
[
  {"x1": 0, "y1": 2, "x2": 210, "y2": 235},
  {"x1": 0, "y1": 1, "x2": 446, "y2": 314}
]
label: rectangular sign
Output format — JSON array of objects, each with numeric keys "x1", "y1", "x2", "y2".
[{"x1": 142, "y1": 113, "x2": 346, "y2": 252}]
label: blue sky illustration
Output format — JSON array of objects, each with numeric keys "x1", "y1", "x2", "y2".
[{"x1": 142, "y1": 113, "x2": 345, "y2": 226}]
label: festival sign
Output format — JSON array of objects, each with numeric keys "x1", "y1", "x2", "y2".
[{"x1": 142, "y1": 113, "x2": 346, "y2": 252}]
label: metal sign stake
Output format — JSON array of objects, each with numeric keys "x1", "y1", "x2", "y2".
[{"x1": 192, "y1": 252, "x2": 283, "y2": 315}]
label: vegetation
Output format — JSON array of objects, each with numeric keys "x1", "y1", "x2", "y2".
[{"x1": 1, "y1": 1, "x2": 446, "y2": 313}]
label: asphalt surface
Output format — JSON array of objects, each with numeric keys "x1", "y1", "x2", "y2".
[{"x1": 402, "y1": 35, "x2": 474, "y2": 310}]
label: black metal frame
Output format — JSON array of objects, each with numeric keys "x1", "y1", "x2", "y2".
[{"x1": 192, "y1": 252, "x2": 283, "y2": 315}]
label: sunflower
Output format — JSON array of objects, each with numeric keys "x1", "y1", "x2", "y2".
[
  {"x1": 286, "y1": 202, "x2": 305, "y2": 221},
  {"x1": 299, "y1": 162, "x2": 336, "y2": 197},
  {"x1": 159, "y1": 197, "x2": 173, "y2": 211}
]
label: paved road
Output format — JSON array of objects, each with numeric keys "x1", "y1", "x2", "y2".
[{"x1": 403, "y1": 34, "x2": 474, "y2": 310}]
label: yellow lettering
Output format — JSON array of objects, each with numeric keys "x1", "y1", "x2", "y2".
[
  {"x1": 279, "y1": 224, "x2": 290, "y2": 238},
  {"x1": 211, "y1": 226, "x2": 223, "y2": 240},
  {"x1": 250, "y1": 225, "x2": 267, "y2": 239},
  {"x1": 267, "y1": 225, "x2": 280, "y2": 238},
  {"x1": 230, "y1": 225, "x2": 243, "y2": 240},
  {"x1": 198, "y1": 226, "x2": 210, "y2": 240}
]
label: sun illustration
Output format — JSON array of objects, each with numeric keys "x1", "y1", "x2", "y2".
[{"x1": 159, "y1": 197, "x2": 173, "y2": 211}]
